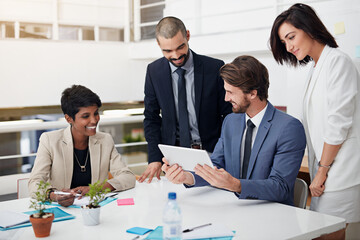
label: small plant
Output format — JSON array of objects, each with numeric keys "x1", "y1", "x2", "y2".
[
  {"x1": 123, "y1": 133, "x2": 144, "y2": 143},
  {"x1": 86, "y1": 180, "x2": 111, "y2": 208},
  {"x1": 29, "y1": 180, "x2": 52, "y2": 218}
]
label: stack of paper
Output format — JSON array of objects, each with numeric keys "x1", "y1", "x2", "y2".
[
  {"x1": 0, "y1": 210, "x2": 29, "y2": 229},
  {"x1": 0, "y1": 207, "x2": 75, "y2": 231},
  {"x1": 183, "y1": 224, "x2": 234, "y2": 239},
  {"x1": 145, "y1": 225, "x2": 235, "y2": 240}
]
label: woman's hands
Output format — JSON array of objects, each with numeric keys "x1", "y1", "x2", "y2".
[
  {"x1": 309, "y1": 168, "x2": 327, "y2": 197},
  {"x1": 49, "y1": 186, "x2": 90, "y2": 207},
  {"x1": 50, "y1": 189, "x2": 75, "y2": 207}
]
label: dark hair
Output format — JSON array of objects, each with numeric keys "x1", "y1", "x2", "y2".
[
  {"x1": 270, "y1": 3, "x2": 338, "y2": 66},
  {"x1": 61, "y1": 85, "x2": 102, "y2": 120},
  {"x1": 220, "y1": 55, "x2": 269, "y2": 101},
  {"x1": 156, "y1": 16, "x2": 187, "y2": 40}
]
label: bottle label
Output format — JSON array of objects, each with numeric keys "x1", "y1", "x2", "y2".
[{"x1": 163, "y1": 223, "x2": 182, "y2": 239}]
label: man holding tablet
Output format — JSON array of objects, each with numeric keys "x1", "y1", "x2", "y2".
[{"x1": 162, "y1": 55, "x2": 306, "y2": 206}]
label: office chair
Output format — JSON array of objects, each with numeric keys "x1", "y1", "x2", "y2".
[
  {"x1": 294, "y1": 178, "x2": 309, "y2": 209},
  {"x1": 17, "y1": 178, "x2": 30, "y2": 199}
]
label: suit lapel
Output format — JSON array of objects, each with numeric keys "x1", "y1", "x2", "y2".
[
  {"x1": 193, "y1": 51, "x2": 203, "y2": 122},
  {"x1": 233, "y1": 114, "x2": 246, "y2": 179},
  {"x1": 159, "y1": 58, "x2": 177, "y2": 125},
  {"x1": 246, "y1": 103, "x2": 274, "y2": 179},
  {"x1": 62, "y1": 126, "x2": 74, "y2": 188},
  {"x1": 89, "y1": 135, "x2": 100, "y2": 183},
  {"x1": 304, "y1": 45, "x2": 331, "y2": 107}
]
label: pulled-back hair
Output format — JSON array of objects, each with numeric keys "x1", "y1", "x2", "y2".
[
  {"x1": 156, "y1": 16, "x2": 187, "y2": 40},
  {"x1": 220, "y1": 55, "x2": 269, "y2": 101},
  {"x1": 270, "y1": 3, "x2": 338, "y2": 66},
  {"x1": 61, "y1": 85, "x2": 102, "y2": 120}
]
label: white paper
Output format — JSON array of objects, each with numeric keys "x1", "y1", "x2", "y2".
[
  {"x1": 71, "y1": 192, "x2": 117, "y2": 207},
  {"x1": 0, "y1": 210, "x2": 29, "y2": 228},
  {"x1": 182, "y1": 224, "x2": 234, "y2": 239}
]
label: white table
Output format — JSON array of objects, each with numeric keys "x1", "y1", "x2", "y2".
[{"x1": 0, "y1": 178, "x2": 345, "y2": 240}]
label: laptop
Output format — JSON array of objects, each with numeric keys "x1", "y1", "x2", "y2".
[{"x1": 158, "y1": 144, "x2": 214, "y2": 171}]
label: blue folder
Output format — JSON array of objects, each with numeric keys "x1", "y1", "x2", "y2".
[
  {"x1": 0, "y1": 207, "x2": 75, "y2": 231},
  {"x1": 49, "y1": 197, "x2": 116, "y2": 208}
]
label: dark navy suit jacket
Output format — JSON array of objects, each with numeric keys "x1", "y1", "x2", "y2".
[
  {"x1": 144, "y1": 50, "x2": 232, "y2": 163},
  {"x1": 192, "y1": 102, "x2": 306, "y2": 206}
]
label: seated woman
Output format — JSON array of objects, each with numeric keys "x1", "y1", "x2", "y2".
[{"x1": 29, "y1": 85, "x2": 136, "y2": 206}]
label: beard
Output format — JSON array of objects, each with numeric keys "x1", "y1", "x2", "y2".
[
  {"x1": 231, "y1": 96, "x2": 251, "y2": 114},
  {"x1": 169, "y1": 50, "x2": 190, "y2": 67}
]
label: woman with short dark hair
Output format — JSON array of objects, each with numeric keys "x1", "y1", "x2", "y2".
[
  {"x1": 270, "y1": 3, "x2": 360, "y2": 239},
  {"x1": 29, "y1": 85, "x2": 136, "y2": 207}
]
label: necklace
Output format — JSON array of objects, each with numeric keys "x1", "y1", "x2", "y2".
[{"x1": 74, "y1": 149, "x2": 89, "y2": 172}]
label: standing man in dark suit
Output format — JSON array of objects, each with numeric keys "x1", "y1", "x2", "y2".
[{"x1": 139, "y1": 17, "x2": 232, "y2": 183}]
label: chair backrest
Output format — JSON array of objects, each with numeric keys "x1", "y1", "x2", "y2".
[
  {"x1": 17, "y1": 178, "x2": 30, "y2": 199},
  {"x1": 294, "y1": 178, "x2": 308, "y2": 209}
]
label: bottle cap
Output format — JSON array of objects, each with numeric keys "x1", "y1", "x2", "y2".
[{"x1": 168, "y1": 192, "x2": 176, "y2": 200}]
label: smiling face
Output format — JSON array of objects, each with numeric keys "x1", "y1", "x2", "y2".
[
  {"x1": 224, "y1": 81, "x2": 251, "y2": 114},
  {"x1": 278, "y1": 22, "x2": 316, "y2": 61},
  {"x1": 66, "y1": 105, "x2": 100, "y2": 138},
  {"x1": 157, "y1": 30, "x2": 190, "y2": 67}
]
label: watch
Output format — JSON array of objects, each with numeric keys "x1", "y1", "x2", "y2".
[{"x1": 46, "y1": 188, "x2": 55, "y2": 200}]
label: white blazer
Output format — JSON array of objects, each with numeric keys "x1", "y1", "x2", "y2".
[
  {"x1": 29, "y1": 126, "x2": 136, "y2": 196},
  {"x1": 303, "y1": 45, "x2": 360, "y2": 192}
]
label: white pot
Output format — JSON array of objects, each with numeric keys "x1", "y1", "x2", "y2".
[{"x1": 81, "y1": 206, "x2": 101, "y2": 226}]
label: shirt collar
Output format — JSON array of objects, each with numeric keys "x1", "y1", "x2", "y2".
[
  {"x1": 245, "y1": 103, "x2": 268, "y2": 128},
  {"x1": 170, "y1": 50, "x2": 193, "y2": 73}
]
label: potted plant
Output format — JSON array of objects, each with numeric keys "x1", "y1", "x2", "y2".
[
  {"x1": 81, "y1": 180, "x2": 110, "y2": 226},
  {"x1": 29, "y1": 180, "x2": 54, "y2": 238}
]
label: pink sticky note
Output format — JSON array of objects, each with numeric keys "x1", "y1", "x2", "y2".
[{"x1": 117, "y1": 198, "x2": 134, "y2": 206}]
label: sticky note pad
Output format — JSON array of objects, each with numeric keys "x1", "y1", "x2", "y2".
[
  {"x1": 334, "y1": 22, "x2": 345, "y2": 35},
  {"x1": 126, "y1": 227, "x2": 153, "y2": 235},
  {"x1": 117, "y1": 198, "x2": 134, "y2": 206}
]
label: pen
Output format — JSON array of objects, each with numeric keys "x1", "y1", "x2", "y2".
[
  {"x1": 131, "y1": 236, "x2": 140, "y2": 240},
  {"x1": 54, "y1": 191, "x2": 82, "y2": 197},
  {"x1": 182, "y1": 223, "x2": 212, "y2": 233}
]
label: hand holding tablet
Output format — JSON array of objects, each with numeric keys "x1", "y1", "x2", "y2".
[{"x1": 158, "y1": 144, "x2": 214, "y2": 171}]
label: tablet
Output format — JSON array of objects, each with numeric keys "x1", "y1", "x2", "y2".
[{"x1": 158, "y1": 144, "x2": 214, "y2": 171}]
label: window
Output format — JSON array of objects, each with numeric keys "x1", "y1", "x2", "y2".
[
  {"x1": 0, "y1": 22, "x2": 15, "y2": 38},
  {"x1": 19, "y1": 23, "x2": 52, "y2": 39},
  {"x1": 59, "y1": 25, "x2": 78, "y2": 40},
  {"x1": 99, "y1": 28, "x2": 124, "y2": 42},
  {"x1": 139, "y1": 0, "x2": 165, "y2": 40}
]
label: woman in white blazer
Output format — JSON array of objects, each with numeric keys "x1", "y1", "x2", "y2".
[
  {"x1": 270, "y1": 3, "x2": 360, "y2": 240},
  {"x1": 29, "y1": 85, "x2": 136, "y2": 206}
]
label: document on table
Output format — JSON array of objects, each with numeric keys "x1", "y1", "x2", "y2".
[
  {"x1": 0, "y1": 207, "x2": 75, "y2": 231},
  {"x1": 145, "y1": 225, "x2": 235, "y2": 240},
  {"x1": 0, "y1": 210, "x2": 29, "y2": 228},
  {"x1": 73, "y1": 192, "x2": 118, "y2": 206},
  {"x1": 182, "y1": 224, "x2": 235, "y2": 239}
]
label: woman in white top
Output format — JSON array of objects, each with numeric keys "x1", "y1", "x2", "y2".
[{"x1": 269, "y1": 3, "x2": 360, "y2": 240}]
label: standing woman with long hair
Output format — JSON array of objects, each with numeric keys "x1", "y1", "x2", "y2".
[{"x1": 270, "y1": 3, "x2": 360, "y2": 240}]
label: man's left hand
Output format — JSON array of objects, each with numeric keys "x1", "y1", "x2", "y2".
[{"x1": 194, "y1": 164, "x2": 241, "y2": 192}]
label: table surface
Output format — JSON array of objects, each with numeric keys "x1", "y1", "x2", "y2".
[{"x1": 0, "y1": 178, "x2": 345, "y2": 240}]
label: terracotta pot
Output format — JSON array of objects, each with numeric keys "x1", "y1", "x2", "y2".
[{"x1": 29, "y1": 213, "x2": 54, "y2": 238}]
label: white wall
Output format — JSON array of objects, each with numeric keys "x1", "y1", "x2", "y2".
[
  {"x1": 0, "y1": 40, "x2": 148, "y2": 107},
  {"x1": 0, "y1": 0, "x2": 359, "y2": 119}
]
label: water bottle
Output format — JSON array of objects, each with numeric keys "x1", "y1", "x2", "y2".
[{"x1": 163, "y1": 192, "x2": 182, "y2": 240}]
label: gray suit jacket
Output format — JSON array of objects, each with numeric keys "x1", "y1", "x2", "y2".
[{"x1": 29, "y1": 126, "x2": 136, "y2": 196}]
